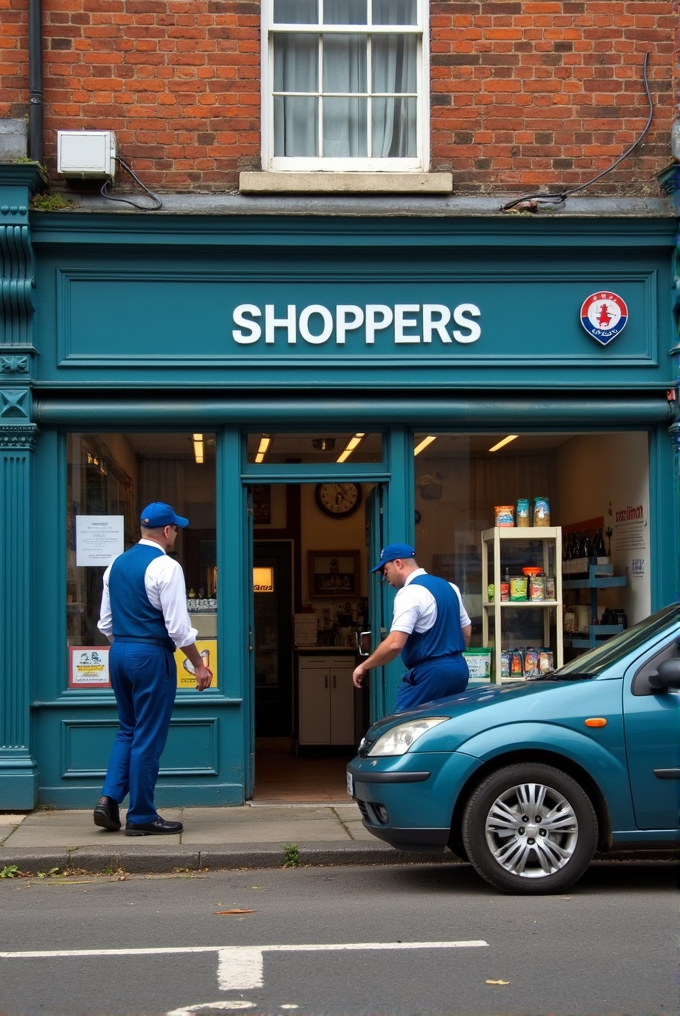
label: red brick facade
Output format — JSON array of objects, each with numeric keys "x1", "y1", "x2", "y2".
[{"x1": 1, "y1": 0, "x2": 678, "y2": 194}]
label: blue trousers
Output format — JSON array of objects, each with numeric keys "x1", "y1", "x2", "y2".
[
  {"x1": 102, "y1": 641, "x2": 177, "y2": 824},
  {"x1": 394, "y1": 653, "x2": 469, "y2": 713}
]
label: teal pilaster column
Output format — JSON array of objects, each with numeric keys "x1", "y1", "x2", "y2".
[
  {"x1": 380, "y1": 425, "x2": 415, "y2": 715},
  {"x1": 0, "y1": 165, "x2": 44, "y2": 808},
  {"x1": 0, "y1": 412, "x2": 39, "y2": 807}
]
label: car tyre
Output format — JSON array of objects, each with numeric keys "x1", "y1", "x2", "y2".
[{"x1": 462, "y1": 763, "x2": 598, "y2": 895}]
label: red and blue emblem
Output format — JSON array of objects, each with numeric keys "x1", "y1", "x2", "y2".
[{"x1": 580, "y1": 291, "x2": 628, "y2": 346}]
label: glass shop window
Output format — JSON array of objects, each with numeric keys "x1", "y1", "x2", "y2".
[
  {"x1": 66, "y1": 433, "x2": 217, "y2": 691},
  {"x1": 412, "y1": 431, "x2": 651, "y2": 671},
  {"x1": 265, "y1": 0, "x2": 425, "y2": 170}
]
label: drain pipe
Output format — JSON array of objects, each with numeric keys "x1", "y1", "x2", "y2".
[{"x1": 28, "y1": 0, "x2": 44, "y2": 163}]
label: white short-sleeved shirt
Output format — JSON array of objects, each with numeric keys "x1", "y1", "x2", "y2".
[
  {"x1": 98, "y1": 539, "x2": 198, "y2": 649},
  {"x1": 390, "y1": 568, "x2": 471, "y2": 636}
]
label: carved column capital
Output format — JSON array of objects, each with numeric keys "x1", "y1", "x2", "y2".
[{"x1": 0, "y1": 424, "x2": 38, "y2": 451}]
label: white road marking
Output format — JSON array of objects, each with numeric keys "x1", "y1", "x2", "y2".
[
  {"x1": 167, "y1": 1003, "x2": 255, "y2": 1015},
  {"x1": 1, "y1": 940, "x2": 489, "y2": 993}
]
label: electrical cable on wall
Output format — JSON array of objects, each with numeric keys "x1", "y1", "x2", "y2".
[
  {"x1": 501, "y1": 52, "x2": 653, "y2": 213},
  {"x1": 101, "y1": 155, "x2": 163, "y2": 211}
]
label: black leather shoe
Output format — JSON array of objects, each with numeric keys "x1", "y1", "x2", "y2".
[
  {"x1": 93, "y1": 796, "x2": 121, "y2": 831},
  {"x1": 125, "y1": 816, "x2": 183, "y2": 836}
]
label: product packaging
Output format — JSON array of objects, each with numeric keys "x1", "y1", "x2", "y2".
[
  {"x1": 509, "y1": 576, "x2": 528, "y2": 600},
  {"x1": 533, "y1": 496, "x2": 550, "y2": 526},
  {"x1": 523, "y1": 647, "x2": 539, "y2": 676},
  {"x1": 495, "y1": 505, "x2": 515, "y2": 527},
  {"x1": 516, "y1": 498, "x2": 530, "y2": 527}
]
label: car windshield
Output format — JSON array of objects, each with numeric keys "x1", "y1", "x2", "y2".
[{"x1": 555, "y1": 604, "x2": 680, "y2": 679}]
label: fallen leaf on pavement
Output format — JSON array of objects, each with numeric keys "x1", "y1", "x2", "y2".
[{"x1": 214, "y1": 909, "x2": 256, "y2": 915}]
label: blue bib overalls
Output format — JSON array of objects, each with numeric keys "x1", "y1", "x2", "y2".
[
  {"x1": 102, "y1": 544, "x2": 178, "y2": 824},
  {"x1": 393, "y1": 574, "x2": 469, "y2": 712}
]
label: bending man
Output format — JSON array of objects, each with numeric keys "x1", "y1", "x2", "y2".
[
  {"x1": 353, "y1": 543, "x2": 471, "y2": 713},
  {"x1": 94, "y1": 502, "x2": 213, "y2": 836}
]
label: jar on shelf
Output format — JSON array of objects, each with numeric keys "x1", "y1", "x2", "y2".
[{"x1": 533, "y1": 496, "x2": 551, "y2": 526}]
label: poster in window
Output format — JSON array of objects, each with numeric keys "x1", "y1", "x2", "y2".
[{"x1": 69, "y1": 646, "x2": 111, "y2": 688}]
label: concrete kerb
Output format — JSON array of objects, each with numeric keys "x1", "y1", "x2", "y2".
[{"x1": 0, "y1": 843, "x2": 457, "y2": 876}]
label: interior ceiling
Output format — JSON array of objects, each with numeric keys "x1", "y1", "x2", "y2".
[{"x1": 105, "y1": 431, "x2": 584, "y2": 462}]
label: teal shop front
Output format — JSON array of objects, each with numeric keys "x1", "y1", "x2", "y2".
[{"x1": 1, "y1": 167, "x2": 678, "y2": 809}]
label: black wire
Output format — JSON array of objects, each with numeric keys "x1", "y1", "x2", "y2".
[
  {"x1": 501, "y1": 52, "x2": 653, "y2": 212},
  {"x1": 100, "y1": 156, "x2": 163, "y2": 211}
]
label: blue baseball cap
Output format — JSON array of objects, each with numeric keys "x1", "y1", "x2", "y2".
[
  {"x1": 370, "y1": 543, "x2": 417, "y2": 573},
  {"x1": 140, "y1": 502, "x2": 189, "y2": 528}
]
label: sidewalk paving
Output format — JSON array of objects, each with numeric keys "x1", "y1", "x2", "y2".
[
  {"x1": 1, "y1": 807, "x2": 674, "y2": 877},
  {"x1": 0, "y1": 804, "x2": 453, "y2": 875}
]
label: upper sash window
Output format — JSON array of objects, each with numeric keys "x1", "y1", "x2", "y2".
[{"x1": 263, "y1": 0, "x2": 426, "y2": 171}]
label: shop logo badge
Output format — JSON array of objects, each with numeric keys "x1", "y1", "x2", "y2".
[{"x1": 580, "y1": 291, "x2": 628, "y2": 345}]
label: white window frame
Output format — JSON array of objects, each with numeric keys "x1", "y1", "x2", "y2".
[{"x1": 261, "y1": 0, "x2": 429, "y2": 172}]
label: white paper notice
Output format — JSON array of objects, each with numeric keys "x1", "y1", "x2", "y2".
[{"x1": 76, "y1": 515, "x2": 124, "y2": 567}]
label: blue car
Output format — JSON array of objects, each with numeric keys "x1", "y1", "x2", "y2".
[{"x1": 347, "y1": 604, "x2": 680, "y2": 894}]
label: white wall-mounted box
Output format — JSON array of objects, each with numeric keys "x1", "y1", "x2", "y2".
[{"x1": 57, "y1": 130, "x2": 117, "y2": 179}]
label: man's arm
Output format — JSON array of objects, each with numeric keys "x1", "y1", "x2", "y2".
[
  {"x1": 352, "y1": 630, "x2": 408, "y2": 688},
  {"x1": 180, "y1": 642, "x2": 213, "y2": 691},
  {"x1": 462, "y1": 623, "x2": 472, "y2": 648},
  {"x1": 154, "y1": 559, "x2": 213, "y2": 691},
  {"x1": 97, "y1": 566, "x2": 113, "y2": 642}
]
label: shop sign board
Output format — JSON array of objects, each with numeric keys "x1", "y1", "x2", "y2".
[
  {"x1": 75, "y1": 515, "x2": 124, "y2": 567},
  {"x1": 69, "y1": 646, "x2": 110, "y2": 688},
  {"x1": 53, "y1": 268, "x2": 661, "y2": 376}
]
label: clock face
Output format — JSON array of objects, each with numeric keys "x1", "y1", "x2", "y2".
[{"x1": 315, "y1": 482, "x2": 363, "y2": 519}]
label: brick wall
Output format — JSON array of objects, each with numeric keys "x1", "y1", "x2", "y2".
[
  {"x1": 0, "y1": 0, "x2": 677, "y2": 195},
  {"x1": 432, "y1": 0, "x2": 678, "y2": 195}
]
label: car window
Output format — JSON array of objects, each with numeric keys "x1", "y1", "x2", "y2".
[
  {"x1": 556, "y1": 604, "x2": 680, "y2": 679},
  {"x1": 632, "y1": 639, "x2": 680, "y2": 696}
]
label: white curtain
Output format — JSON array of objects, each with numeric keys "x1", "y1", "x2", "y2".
[
  {"x1": 273, "y1": 0, "x2": 417, "y2": 158},
  {"x1": 371, "y1": 33, "x2": 417, "y2": 157}
]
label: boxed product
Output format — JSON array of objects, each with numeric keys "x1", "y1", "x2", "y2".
[{"x1": 463, "y1": 647, "x2": 492, "y2": 679}]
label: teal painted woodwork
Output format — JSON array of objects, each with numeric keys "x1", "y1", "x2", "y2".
[
  {"x1": 0, "y1": 197, "x2": 676, "y2": 809},
  {"x1": 35, "y1": 395, "x2": 673, "y2": 428},
  {"x1": 0, "y1": 424, "x2": 39, "y2": 808},
  {"x1": 30, "y1": 215, "x2": 676, "y2": 391}
]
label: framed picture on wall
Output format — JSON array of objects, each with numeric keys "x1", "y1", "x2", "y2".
[{"x1": 308, "y1": 550, "x2": 360, "y2": 597}]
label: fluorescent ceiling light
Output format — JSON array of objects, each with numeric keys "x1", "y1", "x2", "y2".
[
  {"x1": 488, "y1": 435, "x2": 519, "y2": 453},
  {"x1": 414, "y1": 435, "x2": 437, "y2": 456},
  {"x1": 255, "y1": 435, "x2": 271, "y2": 464},
  {"x1": 193, "y1": 433, "x2": 204, "y2": 464},
  {"x1": 337, "y1": 433, "x2": 366, "y2": 463}
]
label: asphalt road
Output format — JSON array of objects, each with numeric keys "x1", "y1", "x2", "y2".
[{"x1": 0, "y1": 860, "x2": 676, "y2": 1016}]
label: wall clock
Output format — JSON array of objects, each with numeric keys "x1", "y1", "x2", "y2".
[{"x1": 315, "y1": 482, "x2": 363, "y2": 520}]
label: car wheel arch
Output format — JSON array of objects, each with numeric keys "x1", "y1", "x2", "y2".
[{"x1": 448, "y1": 747, "x2": 612, "y2": 858}]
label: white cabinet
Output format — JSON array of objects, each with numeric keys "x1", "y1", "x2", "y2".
[
  {"x1": 481, "y1": 526, "x2": 563, "y2": 684},
  {"x1": 298, "y1": 655, "x2": 356, "y2": 745}
]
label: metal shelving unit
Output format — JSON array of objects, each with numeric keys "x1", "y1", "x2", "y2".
[
  {"x1": 562, "y1": 564, "x2": 627, "y2": 649},
  {"x1": 481, "y1": 526, "x2": 563, "y2": 684}
]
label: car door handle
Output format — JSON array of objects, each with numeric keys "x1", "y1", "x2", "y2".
[{"x1": 653, "y1": 768, "x2": 680, "y2": 779}]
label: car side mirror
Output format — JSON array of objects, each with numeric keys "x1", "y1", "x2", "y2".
[{"x1": 648, "y1": 658, "x2": 680, "y2": 692}]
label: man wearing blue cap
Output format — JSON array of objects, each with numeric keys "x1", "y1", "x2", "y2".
[
  {"x1": 93, "y1": 502, "x2": 213, "y2": 835},
  {"x1": 353, "y1": 543, "x2": 471, "y2": 712}
]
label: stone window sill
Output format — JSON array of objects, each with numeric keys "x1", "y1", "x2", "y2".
[{"x1": 239, "y1": 172, "x2": 453, "y2": 195}]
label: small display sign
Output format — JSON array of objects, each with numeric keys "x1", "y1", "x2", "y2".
[
  {"x1": 76, "y1": 515, "x2": 124, "y2": 567},
  {"x1": 69, "y1": 646, "x2": 111, "y2": 688},
  {"x1": 174, "y1": 638, "x2": 217, "y2": 690},
  {"x1": 580, "y1": 291, "x2": 628, "y2": 346}
]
